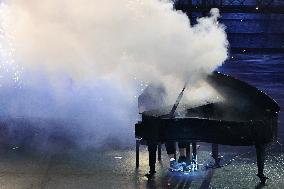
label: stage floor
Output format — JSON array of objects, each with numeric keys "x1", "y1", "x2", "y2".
[{"x1": 0, "y1": 145, "x2": 283, "y2": 189}]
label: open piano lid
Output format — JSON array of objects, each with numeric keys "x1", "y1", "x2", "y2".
[
  {"x1": 140, "y1": 71, "x2": 280, "y2": 122},
  {"x1": 207, "y1": 71, "x2": 280, "y2": 113}
]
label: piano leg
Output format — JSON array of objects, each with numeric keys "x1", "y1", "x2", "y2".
[
  {"x1": 147, "y1": 140, "x2": 157, "y2": 177},
  {"x1": 192, "y1": 142, "x2": 198, "y2": 169},
  {"x1": 255, "y1": 143, "x2": 268, "y2": 184},
  {"x1": 158, "y1": 143, "x2": 162, "y2": 161},
  {"x1": 192, "y1": 142, "x2": 197, "y2": 161},
  {"x1": 212, "y1": 144, "x2": 221, "y2": 167},
  {"x1": 174, "y1": 142, "x2": 177, "y2": 160},
  {"x1": 136, "y1": 139, "x2": 140, "y2": 168},
  {"x1": 186, "y1": 143, "x2": 191, "y2": 163}
]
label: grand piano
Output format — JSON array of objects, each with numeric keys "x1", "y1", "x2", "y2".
[{"x1": 135, "y1": 71, "x2": 280, "y2": 184}]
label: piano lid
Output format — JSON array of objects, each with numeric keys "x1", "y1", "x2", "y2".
[
  {"x1": 207, "y1": 71, "x2": 280, "y2": 113},
  {"x1": 139, "y1": 72, "x2": 280, "y2": 118}
]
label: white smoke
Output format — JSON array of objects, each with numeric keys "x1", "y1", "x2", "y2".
[{"x1": 0, "y1": 0, "x2": 228, "y2": 149}]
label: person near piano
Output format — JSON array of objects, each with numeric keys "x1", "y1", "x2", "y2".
[{"x1": 138, "y1": 83, "x2": 195, "y2": 172}]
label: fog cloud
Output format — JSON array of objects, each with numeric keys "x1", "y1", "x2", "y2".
[{"x1": 0, "y1": 0, "x2": 228, "y2": 149}]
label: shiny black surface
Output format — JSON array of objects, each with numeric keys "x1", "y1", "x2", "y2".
[{"x1": 135, "y1": 72, "x2": 279, "y2": 146}]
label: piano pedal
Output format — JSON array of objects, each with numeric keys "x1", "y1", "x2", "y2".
[{"x1": 182, "y1": 161, "x2": 200, "y2": 173}]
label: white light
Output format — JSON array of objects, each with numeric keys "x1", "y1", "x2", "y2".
[{"x1": 256, "y1": 7, "x2": 259, "y2": 10}]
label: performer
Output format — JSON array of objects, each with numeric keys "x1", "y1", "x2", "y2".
[{"x1": 138, "y1": 83, "x2": 194, "y2": 172}]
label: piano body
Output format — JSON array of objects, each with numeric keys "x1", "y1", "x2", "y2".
[{"x1": 135, "y1": 71, "x2": 280, "y2": 183}]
